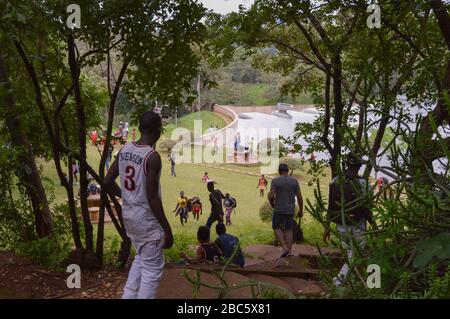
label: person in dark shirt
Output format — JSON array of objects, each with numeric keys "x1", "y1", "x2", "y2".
[
  {"x1": 168, "y1": 153, "x2": 176, "y2": 177},
  {"x1": 205, "y1": 181, "x2": 225, "y2": 228},
  {"x1": 268, "y1": 163, "x2": 303, "y2": 258},
  {"x1": 324, "y1": 152, "x2": 371, "y2": 286},
  {"x1": 215, "y1": 223, "x2": 245, "y2": 267},
  {"x1": 180, "y1": 226, "x2": 222, "y2": 264},
  {"x1": 223, "y1": 193, "x2": 236, "y2": 226}
]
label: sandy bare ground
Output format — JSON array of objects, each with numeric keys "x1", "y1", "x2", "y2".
[{"x1": 1, "y1": 244, "x2": 338, "y2": 299}]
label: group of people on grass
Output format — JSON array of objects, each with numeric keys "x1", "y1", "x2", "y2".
[
  {"x1": 114, "y1": 121, "x2": 136, "y2": 142},
  {"x1": 172, "y1": 192, "x2": 202, "y2": 225},
  {"x1": 176, "y1": 180, "x2": 242, "y2": 268},
  {"x1": 172, "y1": 177, "x2": 237, "y2": 227},
  {"x1": 89, "y1": 122, "x2": 136, "y2": 147},
  {"x1": 103, "y1": 110, "x2": 377, "y2": 299}
]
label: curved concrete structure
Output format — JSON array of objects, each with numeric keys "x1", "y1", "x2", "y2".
[{"x1": 201, "y1": 104, "x2": 238, "y2": 146}]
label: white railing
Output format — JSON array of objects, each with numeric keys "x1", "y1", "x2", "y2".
[{"x1": 199, "y1": 105, "x2": 238, "y2": 146}]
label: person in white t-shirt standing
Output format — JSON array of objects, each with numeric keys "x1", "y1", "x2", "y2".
[
  {"x1": 123, "y1": 121, "x2": 129, "y2": 140},
  {"x1": 104, "y1": 111, "x2": 173, "y2": 299}
]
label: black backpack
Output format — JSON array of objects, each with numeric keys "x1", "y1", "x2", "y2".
[
  {"x1": 293, "y1": 218, "x2": 304, "y2": 242},
  {"x1": 187, "y1": 198, "x2": 193, "y2": 212},
  {"x1": 230, "y1": 197, "x2": 237, "y2": 208},
  {"x1": 328, "y1": 176, "x2": 371, "y2": 225}
]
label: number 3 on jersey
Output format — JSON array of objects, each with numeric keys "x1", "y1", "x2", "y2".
[{"x1": 124, "y1": 166, "x2": 136, "y2": 191}]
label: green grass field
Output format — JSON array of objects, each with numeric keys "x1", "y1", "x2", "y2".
[
  {"x1": 243, "y1": 83, "x2": 315, "y2": 106},
  {"x1": 205, "y1": 82, "x2": 315, "y2": 106},
  {"x1": 163, "y1": 111, "x2": 227, "y2": 138},
  {"x1": 38, "y1": 111, "x2": 330, "y2": 263}
]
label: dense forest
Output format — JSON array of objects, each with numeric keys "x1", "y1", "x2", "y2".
[{"x1": 202, "y1": 56, "x2": 315, "y2": 106}]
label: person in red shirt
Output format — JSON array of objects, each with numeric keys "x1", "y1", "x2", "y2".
[
  {"x1": 257, "y1": 174, "x2": 268, "y2": 197},
  {"x1": 191, "y1": 197, "x2": 202, "y2": 222},
  {"x1": 91, "y1": 130, "x2": 98, "y2": 145},
  {"x1": 202, "y1": 172, "x2": 213, "y2": 183}
]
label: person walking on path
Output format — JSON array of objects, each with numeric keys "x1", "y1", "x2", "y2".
[{"x1": 268, "y1": 163, "x2": 303, "y2": 258}]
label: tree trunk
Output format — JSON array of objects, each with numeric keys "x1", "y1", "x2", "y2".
[
  {"x1": 411, "y1": 2, "x2": 450, "y2": 180},
  {"x1": 68, "y1": 36, "x2": 94, "y2": 251},
  {"x1": 330, "y1": 53, "x2": 344, "y2": 178},
  {"x1": 96, "y1": 60, "x2": 129, "y2": 264},
  {"x1": 0, "y1": 52, "x2": 53, "y2": 238}
]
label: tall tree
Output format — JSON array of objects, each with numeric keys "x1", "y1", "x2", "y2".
[
  {"x1": 2, "y1": 0, "x2": 207, "y2": 267},
  {"x1": 208, "y1": 0, "x2": 420, "y2": 178},
  {"x1": 0, "y1": 47, "x2": 53, "y2": 238}
]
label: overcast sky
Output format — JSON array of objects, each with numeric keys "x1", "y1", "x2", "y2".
[{"x1": 200, "y1": 0, "x2": 254, "y2": 14}]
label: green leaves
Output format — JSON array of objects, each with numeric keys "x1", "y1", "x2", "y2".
[{"x1": 413, "y1": 233, "x2": 450, "y2": 268}]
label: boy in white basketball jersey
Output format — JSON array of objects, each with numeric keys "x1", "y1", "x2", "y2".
[{"x1": 104, "y1": 111, "x2": 173, "y2": 299}]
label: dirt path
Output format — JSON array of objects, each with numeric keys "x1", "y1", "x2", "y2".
[{"x1": 0, "y1": 244, "x2": 339, "y2": 299}]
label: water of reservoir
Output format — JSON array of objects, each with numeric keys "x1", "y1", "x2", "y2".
[{"x1": 235, "y1": 101, "x2": 448, "y2": 180}]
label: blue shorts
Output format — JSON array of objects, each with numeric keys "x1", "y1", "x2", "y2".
[{"x1": 272, "y1": 214, "x2": 294, "y2": 231}]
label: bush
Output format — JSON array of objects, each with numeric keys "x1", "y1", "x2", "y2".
[
  {"x1": 15, "y1": 236, "x2": 70, "y2": 270},
  {"x1": 0, "y1": 164, "x2": 73, "y2": 269},
  {"x1": 259, "y1": 201, "x2": 301, "y2": 223},
  {"x1": 164, "y1": 232, "x2": 194, "y2": 263},
  {"x1": 0, "y1": 155, "x2": 37, "y2": 248},
  {"x1": 14, "y1": 207, "x2": 73, "y2": 269},
  {"x1": 159, "y1": 139, "x2": 177, "y2": 153},
  {"x1": 280, "y1": 156, "x2": 303, "y2": 176},
  {"x1": 259, "y1": 201, "x2": 273, "y2": 223},
  {"x1": 103, "y1": 235, "x2": 121, "y2": 265}
]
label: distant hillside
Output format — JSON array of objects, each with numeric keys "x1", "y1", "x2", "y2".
[{"x1": 202, "y1": 58, "x2": 314, "y2": 106}]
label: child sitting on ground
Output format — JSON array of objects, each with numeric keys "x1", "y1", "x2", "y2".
[
  {"x1": 180, "y1": 226, "x2": 222, "y2": 264},
  {"x1": 215, "y1": 223, "x2": 245, "y2": 267}
]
